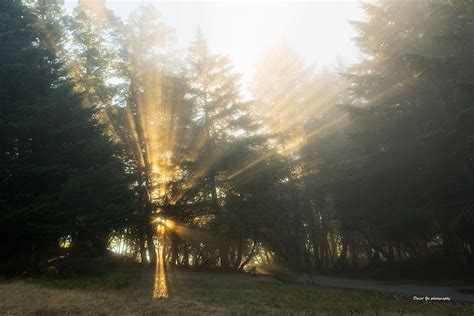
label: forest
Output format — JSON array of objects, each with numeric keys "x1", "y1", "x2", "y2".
[{"x1": 0, "y1": 0, "x2": 473, "y2": 293}]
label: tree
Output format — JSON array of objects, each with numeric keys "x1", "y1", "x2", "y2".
[
  {"x1": 250, "y1": 45, "x2": 347, "y2": 271},
  {"x1": 171, "y1": 32, "x2": 260, "y2": 269},
  {"x1": 109, "y1": 5, "x2": 179, "y2": 266},
  {"x1": 0, "y1": 0, "x2": 133, "y2": 274},
  {"x1": 64, "y1": 0, "x2": 125, "y2": 116},
  {"x1": 343, "y1": 0, "x2": 474, "y2": 270}
]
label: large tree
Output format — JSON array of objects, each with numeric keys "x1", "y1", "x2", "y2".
[
  {"x1": 171, "y1": 32, "x2": 261, "y2": 269},
  {"x1": 0, "y1": 0, "x2": 134, "y2": 274}
]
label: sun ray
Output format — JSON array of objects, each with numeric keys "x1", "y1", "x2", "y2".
[{"x1": 152, "y1": 235, "x2": 168, "y2": 299}]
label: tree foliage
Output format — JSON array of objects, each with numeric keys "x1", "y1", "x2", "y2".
[
  {"x1": 0, "y1": 0, "x2": 133, "y2": 274},
  {"x1": 1, "y1": 0, "x2": 473, "y2": 277}
]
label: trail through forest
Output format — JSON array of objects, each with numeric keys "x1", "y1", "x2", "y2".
[{"x1": 288, "y1": 275, "x2": 474, "y2": 303}]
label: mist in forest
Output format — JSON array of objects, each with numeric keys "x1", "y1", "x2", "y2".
[{"x1": 1, "y1": 0, "x2": 473, "y2": 298}]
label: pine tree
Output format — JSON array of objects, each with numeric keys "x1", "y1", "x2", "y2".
[
  {"x1": 345, "y1": 0, "x2": 474, "y2": 269},
  {"x1": 179, "y1": 32, "x2": 259, "y2": 269},
  {"x1": 0, "y1": 0, "x2": 133, "y2": 274}
]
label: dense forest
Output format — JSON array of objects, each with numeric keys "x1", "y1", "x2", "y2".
[{"x1": 1, "y1": 0, "x2": 473, "y2": 281}]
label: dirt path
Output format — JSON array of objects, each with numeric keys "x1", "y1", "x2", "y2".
[{"x1": 288, "y1": 274, "x2": 474, "y2": 303}]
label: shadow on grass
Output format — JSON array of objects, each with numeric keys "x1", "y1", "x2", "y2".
[{"x1": 35, "y1": 276, "x2": 133, "y2": 291}]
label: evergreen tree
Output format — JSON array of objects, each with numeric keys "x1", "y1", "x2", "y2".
[
  {"x1": 344, "y1": 0, "x2": 474, "y2": 269},
  {"x1": 0, "y1": 0, "x2": 133, "y2": 274},
  {"x1": 177, "y1": 32, "x2": 260, "y2": 269}
]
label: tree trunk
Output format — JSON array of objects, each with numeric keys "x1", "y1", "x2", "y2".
[
  {"x1": 289, "y1": 181, "x2": 305, "y2": 271},
  {"x1": 350, "y1": 241, "x2": 358, "y2": 270},
  {"x1": 338, "y1": 231, "x2": 349, "y2": 270},
  {"x1": 139, "y1": 229, "x2": 147, "y2": 265},
  {"x1": 234, "y1": 237, "x2": 243, "y2": 269},
  {"x1": 145, "y1": 221, "x2": 156, "y2": 266},
  {"x1": 209, "y1": 174, "x2": 229, "y2": 269},
  {"x1": 182, "y1": 241, "x2": 190, "y2": 267},
  {"x1": 170, "y1": 232, "x2": 179, "y2": 268},
  {"x1": 239, "y1": 237, "x2": 258, "y2": 270}
]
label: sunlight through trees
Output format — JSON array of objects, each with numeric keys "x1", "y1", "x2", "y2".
[{"x1": 0, "y1": 0, "x2": 473, "y2": 284}]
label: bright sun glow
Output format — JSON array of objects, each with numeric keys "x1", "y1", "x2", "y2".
[
  {"x1": 202, "y1": 2, "x2": 362, "y2": 84},
  {"x1": 153, "y1": 241, "x2": 168, "y2": 299},
  {"x1": 63, "y1": 1, "x2": 363, "y2": 85},
  {"x1": 152, "y1": 217, "x2": 172, "y2": 299}
]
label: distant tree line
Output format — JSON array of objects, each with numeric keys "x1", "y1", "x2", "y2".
[{"x1": 0, "y1": 0, "x2": 472, "y2": 277}]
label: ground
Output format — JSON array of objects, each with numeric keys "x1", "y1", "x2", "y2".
[
  {"x1": 288, "y1": 274, "x2": 474, "y2": 303},
  {"x1": 0, "y1": 271, "x2": 473, "y2": 315}
]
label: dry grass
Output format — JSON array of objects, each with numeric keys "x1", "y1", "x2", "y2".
[{"x1": 0, "y1": 271, "x2": 472, "y2": 315}]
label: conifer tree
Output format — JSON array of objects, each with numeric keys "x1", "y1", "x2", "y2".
[
  {"x1": 344, "y1": 0, "x2": 474, "y2": 269},
  {"x1": 0, "y1": 0, "x2": 133, "y2": 273}
]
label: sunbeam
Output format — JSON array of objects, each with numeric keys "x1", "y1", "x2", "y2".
[
  {"x1": 153, "y1": 221, "x2": 169, "y2": 299},
  {"x1": 3, "y1": 0, "x2": 471, "y2": 313},
  {"x1": 153, "y1": 239, "x2": 168, "y2": 299}
]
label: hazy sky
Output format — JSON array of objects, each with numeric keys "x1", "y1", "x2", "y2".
[{"x1": 63, "y1": 1, "x2": 365, "y2": 82}]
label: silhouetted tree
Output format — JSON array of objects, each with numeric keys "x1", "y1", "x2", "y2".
[{"x1": 0, "y1": 0, "x2": 134, "y2": 274}]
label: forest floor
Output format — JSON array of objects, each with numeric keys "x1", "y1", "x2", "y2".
[{"x1": 1, "y1": 270, "x2": 474, "y2": 315}]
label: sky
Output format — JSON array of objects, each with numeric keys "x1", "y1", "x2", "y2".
[{"x1": 63, "y1": 1, "x2": 365, "y2": 83}]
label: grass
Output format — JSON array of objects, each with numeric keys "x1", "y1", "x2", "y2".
[
  {"x1": 0, "y1": 271, "x2": 472, "y2": 315},
  {"x1": 38, "y1": 276, "x2": 133, "y2": 290}
]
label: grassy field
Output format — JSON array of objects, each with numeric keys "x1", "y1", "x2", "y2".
[{"x1": 0, "y1": 271, "x2": 473, "y2": 315}]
